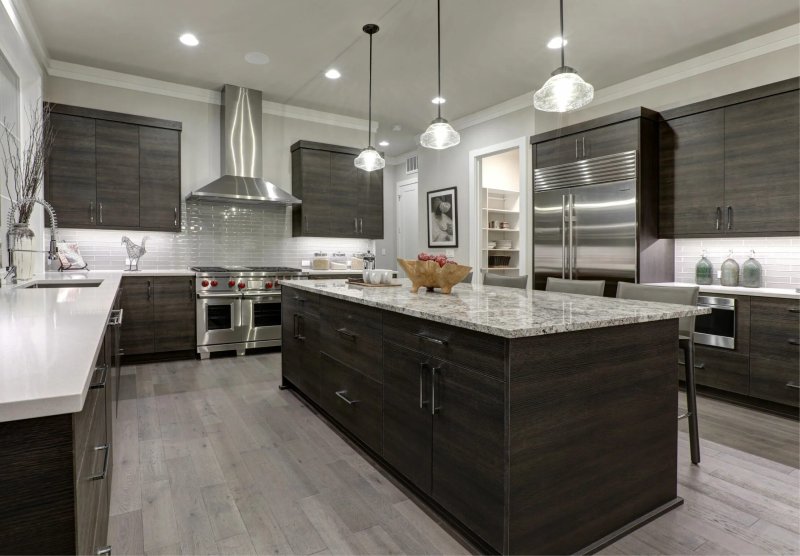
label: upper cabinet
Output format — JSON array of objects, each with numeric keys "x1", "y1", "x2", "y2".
[
  {"x1": 45, "y1": 104, "x2": 182, "y2": 231},
  {"x1": 291, "y1": 141, "x2": 384, "y2": 239},
  {"x1": 659, "y1": 79, "x2": 799, "y2": 238}
]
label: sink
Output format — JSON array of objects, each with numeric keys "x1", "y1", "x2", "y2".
[{"x1": 22, "y1": 280, "x2": 103, "y2": 289}]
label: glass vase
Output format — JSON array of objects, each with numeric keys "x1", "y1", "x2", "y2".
[
  {"x1": 720, "y1": 251, "x2": 740, "y2": 287},
  {"x1": 695, "y1": 251, "x2": 713, "y2": 285},
  {"x1": 741, "y1": 250, "x2": 762, "y2": 288}
]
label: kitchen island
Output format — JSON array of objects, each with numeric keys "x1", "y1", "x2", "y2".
[{"x1": 281, "y1": 279, "x2": 709, "y2": 555}]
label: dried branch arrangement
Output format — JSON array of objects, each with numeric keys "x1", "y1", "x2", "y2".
[{"x1": 0, "y1": 102, "x2": 54, "y2": 225}]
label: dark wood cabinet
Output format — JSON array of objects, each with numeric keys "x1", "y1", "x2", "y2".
[
  {"x1": 291, "y1": 141, "x2": 384, "y2": 239},
  {"x1": 748, "y1": 297, "x2": 799, "y2": 407},
  {"x1": 45, "y1": 104, "x2": 182, "y2": 231},
  {"x1": 120, "y1": 276, "x2": 195, "y2": 357},
  {"x1": 153, "y1": 277, "x2": 196, "y2": 352},
  {"x1": 45, "y1": 113, "x2": 97, "y2": 228},
  {"x1": 659, "y1": 79, "x2": 799, "y2": 238},
  {"x1": 281, "y1": 290, "x2": 321, "y2": 402},
  {"x1": 679, "y1": 346, "x2": 750, "y2": 395},
  {"x1": 140, "y1": 126, "x2": 182, "y2": 231},
  {"x1": 319, "y1": 296, "x2": 383, "y2": 382},
  {"x1": 534, "y1": 114, "x2": 641, "y2": 168}
]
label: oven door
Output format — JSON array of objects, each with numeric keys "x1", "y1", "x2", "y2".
[
  {"x1": 694, "y1": 296, "x2": 736, "y2": 350},
  {"x1": 242, "y1": 293, "x2": 282, "y2": 343},
  {"x1": 197, "y1": 293, "x2": 244, "y2": 347}
]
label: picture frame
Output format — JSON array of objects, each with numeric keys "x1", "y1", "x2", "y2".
[{"x1": 427, "y1": 187, "x2": 458, "y2": 248}]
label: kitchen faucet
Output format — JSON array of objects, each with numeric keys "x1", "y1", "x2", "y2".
[{"x1": 3, "y1": 197, "x2": 59, "y2": 286}]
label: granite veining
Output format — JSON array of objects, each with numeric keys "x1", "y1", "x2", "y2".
[{"x1": 283, "y1": 279, "x2": 710, "y2": 338}]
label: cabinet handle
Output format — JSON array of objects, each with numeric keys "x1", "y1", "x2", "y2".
[
  {"x1": 97, "y1": 547, "x2": 112, "y2": 555},
  {"x1": 726, "y1": 206, "x2": 732, "y2": 230},
  {"x1": 788, "y1": 339, "x2": 799, "y2": 346},
  {"x1": 789, "y1": 308, "x2": 800, "y2": 313},
  {"x1": 715, "y1": 207, "x2": 721, "y2": 230},
  {"x1": 678, "y1": 361, "x2": 705, "y2": 369},
  {"x1": 293, "y1": 295, "x2": 306, "y2": 304},
  {"x1": 430, "y1": 366, "x2": 441, "y2": 415},
  {"x1": 336, "y1": 327, "x2": 357, "y2": 341},
  {"x1": 174, "y1": 207, "x2": 178, "y2": 227},
  {"x1": 294, "y1": 314, "x2": 306, "y2": 341},
  {"x1": 414, "y1": 332, "x2": 447, "y2": 345},
  {"x1": 335, "y1": 390, "x2": 359, "y2": 405},
  {"x1": 90, "y1": 201, "x2": 95, "y2": 224},
  {"x1": 146, "y1": 280, "x2": 151, "y2": 301},
  {"x1": 419, "y1": 362, "x2": 429, "y2": 409},
  {"x1": 88, "y1": 444, "x2": 111, "y2": 481},
  {"x1": 90, "y1": 365, "x2": 108, "y2": 389},
  {"x1": 99, "y1": 202, "x2": 103, "y2": 224},
  {"x1": 575, "y1": 138, "x2": 579, "y2": 159},
  {"x1": 582, "y1": 136, "x2": 586, "y2": 158},
  {"x1": 786, "y1": 382, "x2": 800, "y2": 390},
  {"x1": 354, "y1": 217, "x2": 358, "y2": 234},
  {"x1": 359, "y1": 218, "x2": 363, "y2": 234}
]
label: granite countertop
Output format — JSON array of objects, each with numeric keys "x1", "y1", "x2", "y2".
[
  {"x1": 647, "y1": 282, "x2": 800, "y2": 300},
  {"x1": 0, "y1": 271, "x2": 124, "y2": 422},
  {"x1": 302, "y1": 269, "x2": 398, "y2": 275},
  {"x1": 284, "y1": 279, "x2": 709, "y2": 339}
]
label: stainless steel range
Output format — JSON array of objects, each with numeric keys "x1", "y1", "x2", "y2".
[{"x1": 192, "y1": 266, "x2": 305, "y2": 358}]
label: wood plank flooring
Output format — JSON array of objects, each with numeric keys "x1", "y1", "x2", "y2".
[{"x1": 110, "y1": 353, "x2": 799, "y2": 555}]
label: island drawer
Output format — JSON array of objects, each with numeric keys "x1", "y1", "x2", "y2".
[
  {"x1": 679, "y1": 345, "x2": 749, "y2": 395},
  {"x1": 318, "y1": 353, "x2": 382, "y2": 454},
  {"x1": 73, "y1": 364, "x2": 105, "y2": 474},
  {"x1": 75, "y1": 391, "x2": 108, "y2": 556},
  {"x1": 750, "y1": 356, "x2": 800, "y2": 407},
  {"x1": 750, "y1": 297, "x2": 800, "y2": 364},
  {"x1": 282, "y1": 287, "x2": 320, "y2": 318},
  {"x1": 382, "y1": 311, "x2": 505, "y2": 380},
  {"x1": 320, "y1": 297, "x2": 383, "y2": 382}
]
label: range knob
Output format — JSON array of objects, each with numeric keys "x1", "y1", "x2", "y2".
[
  {"x1": 265, "y1": 281, "x2": 273, "y2": 289},
  {"x1": 238, "y1": 282, "x2": 246, "y2": 289},
  {"x1": 210, "y1": 280, "x2": 218, "y2": 287},
  {"x1": 228, "y1": 280, "x2": 236, "y2": 288},
  {"x1": 201, "y1": 280, "x2": 209, "y2": 287}
]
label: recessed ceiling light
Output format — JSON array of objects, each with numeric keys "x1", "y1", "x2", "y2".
[
  {"x1": 179, "y1": 33, "x2": 199, "y2": 46},
  {"x1": 431, "y1": 96, "x2": 446, "y2": 104},
  {"x1": 378, "y1": 140, "x2": 389, "y2": 147},
  {"x1": 547, "y1": 36, "x2": 567, "y2": 49},
  {"x1": 324, "y1": 69, "x2": 341, "y2": 79},
  {"x1": 245, "y1": 52, "x2": 270, "y2": 65}
]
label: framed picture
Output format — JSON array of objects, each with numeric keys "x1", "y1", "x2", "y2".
[{"x1": 427, "y1": 187, "x2": 458, "y2": 248}]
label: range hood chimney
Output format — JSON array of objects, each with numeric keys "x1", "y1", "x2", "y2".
[{"x1": 186, "y1": 84, "x2": 301, "y2": 205}]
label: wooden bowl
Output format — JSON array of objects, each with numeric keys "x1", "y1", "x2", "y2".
[{"x1": 397, "y1": 259, "x2": 472, "y2": 294}]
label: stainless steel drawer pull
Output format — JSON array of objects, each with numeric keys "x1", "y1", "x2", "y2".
[
  {"x1": 293, "y1": 296, "x2": 306, "y2": 303},
  {"x1": 97, "y1": 546, "x2": 112, "y2": 555},
  {"x1": 430, "y1": 366, "x2": 440, "y2": 415},
  {"x1": 336, "y1": 328, "x2": 357, "y2": 340},
  {"x1": 174, "y1": 207, "x2": 178, "y2": 227},
  {"x1": 89, "y1": 444, "x2": 111, "y2": 481},
  {"x1": 335, "y1": 390, "x2": 359, "y2": 405},
  {"x1": 99, "y1": 202, "x2": 103, "y2": 224},
  {"x1": 786, "y1": 382, "x2": 800, "y2": 390},
  {"x1": 788, "y1": 338, "x2": 799, "y2": 346},
  {"x1": 294, "y1": 314, "x2": 306, "y2": 341},
  {"x1": 726, "y1": 205, "x2": 732, "y2": 230},
  {"x1": 715, "y1": 207, "x2": 721, "y2": 230},
  {"x1": 678, "y1": 361, "x2": 705, "y2": 369},
  {"x1": 90, "y1": 202, "x2": 95, "y2": 224},
  {"x1": 419, "y1": 362, "x2": 429, "y2": 409},
  {"x1": 90, "y1": 365, "x2": 108, "y2": 389},
  {"x1": 788, "y1": 308, "x2": 800, "y2": 313},
  {"x1": 414, "y1": 332, "x2": 447, "y2": 346}
]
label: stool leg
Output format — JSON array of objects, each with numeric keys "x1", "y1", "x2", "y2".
[{"x1": 682, "y1": 339, "x2": 701, "y2": 464}]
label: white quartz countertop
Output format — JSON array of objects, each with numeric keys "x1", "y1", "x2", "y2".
[
  {"x1": 80, "y1": 268, "x2": 195, "y2": 276},
  {"x1": 647, "y1": 282, "x2": 800, "y2": 300},
  {"x1": 284, "y1": 279, "x2": 709, "y2": 339},
  {"x1": 0, "y1": 271, "x2": 123, "y2": 422},
  {"x1": 302, "y1": 269, "x2": 398, "y2": 276}
]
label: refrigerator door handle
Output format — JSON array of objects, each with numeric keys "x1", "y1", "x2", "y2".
[
  {"x1": 568, "y1": 194, "x2": 575, "y2": 279},
  {"x1": 561, "y1": 195, "x2": 567, "y2": 278}
]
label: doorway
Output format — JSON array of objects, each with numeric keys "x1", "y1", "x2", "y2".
[{"x1": 396, "y1": 178, "x2": 418, "y2": 276}]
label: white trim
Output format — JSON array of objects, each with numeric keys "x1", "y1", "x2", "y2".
[
  {"x1": 396, "y1": 176, "x2": 418, "y2": 189},
  {"x1": 7, "y1": 0, "x2": 47, "y2": 70},
  {"x1": 46, "y1": 60, "x2": 377, "y2": 131},
  {"x1": 453, "y1": 24, "x2": 800, "y2": 132},
  {"x1": 386, "y1": 149, "x2": 419, "y2": 166}
]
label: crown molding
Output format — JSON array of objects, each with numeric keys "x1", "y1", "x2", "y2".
[
  {"x1": 452, "y1": 24, "x2": 800, "y2": 132},
  {"x1": 46, "y1": 59, "x2": 376, "y2": 131}
]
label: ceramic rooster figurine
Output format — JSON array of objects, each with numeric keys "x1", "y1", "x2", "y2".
[{"x1": 121, "y1": 236, "x2": 148, "y2": 271}]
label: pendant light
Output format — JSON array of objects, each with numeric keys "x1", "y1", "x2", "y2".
[
  {"x1": 420, "y1": 0, "x2": 460, "y2": 150},
  {"x1": 533, "y1": 0, "x2": 594, "y2": 112},
  {"x1": 354, "y1": 24, "x2": 385, "y2": 172}
]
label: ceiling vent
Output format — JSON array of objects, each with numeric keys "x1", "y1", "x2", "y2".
[{"x1": 405, "y1": 155, "x2": 419, "y2": 175}]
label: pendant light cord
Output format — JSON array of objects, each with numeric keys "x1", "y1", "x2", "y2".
[
  {"x1": 437, "y1": 0, "x2": 442, "y2": 119},
  {"x1": 368, "y1": 31, "x2": 373, "y2": 146},
  {"x1": 559, "y1": 0, "x2": 565, "y2": 68}
]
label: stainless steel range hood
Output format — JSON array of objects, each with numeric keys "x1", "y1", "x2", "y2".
[{"x1": 186, "y1": 85, "x2": 301, "y2": 205}]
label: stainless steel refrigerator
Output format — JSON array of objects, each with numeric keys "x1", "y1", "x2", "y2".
[{"x1": 534, "y1": 151, "x2": 644, "y2": 296}]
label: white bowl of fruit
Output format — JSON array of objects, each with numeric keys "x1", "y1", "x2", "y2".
[{"x1": 397, "y1": 253, "x2": 472, "y2": 295}]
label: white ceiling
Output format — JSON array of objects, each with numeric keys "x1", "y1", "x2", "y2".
[{"x1": 26, "y1": 0, "x2": 800, "y2": 154}]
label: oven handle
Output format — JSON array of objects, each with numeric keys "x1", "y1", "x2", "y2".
[
  {"x1": 197, "y1": 292, "x2": 242, "y2": 299},
  {"x1": 243, "y1": 294, "x2": 281, "y2": 302}
]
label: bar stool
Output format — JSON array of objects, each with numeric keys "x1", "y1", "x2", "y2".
[
  {"x1": 546, "y1": 277, "x2": 605, "y2": 296},
  {"x1": 616, "y1": 282, "x2": 701, "y2": 464},
  {"x1": 483, "y1": 272, "x2": 528, "y2": 289}
]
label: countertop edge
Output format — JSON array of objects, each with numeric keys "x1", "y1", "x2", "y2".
[{"x1": 646, "y1": 282, "x2": 800, "y2": 300}]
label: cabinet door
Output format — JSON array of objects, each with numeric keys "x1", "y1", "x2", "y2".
[
  {"x1": 329, "y1": 152, "x2": 360, "y2": 237},
  {"x1": 581, "y1": 119, "x2": 639, "y2": 159},
  {"x1": 295, "y1": 149, "x2": 332, "y2": 236},
  {"x1": 535, "y1": 136, "x2": 579, "y2": 168},
  {"x1": 153, "y1": 277, "x2": 196, "y2": 352},
  {"x1": 383, "y1": 342, "x2": 433, "y2": 493},
  {"x1": 358, "y1": 167, "x2": 384, "y2": 238},
  {"x1": 659, "y1": 110, "x2": 725, "y2": 237},
  {"x1": 45, "y1": 113, "x2": 96, "y2": 228},
  {"x1": 120, "y1": 277, "x2": 154, "y2": 355},
  {"x1": 281, "y1": 311, "x2": 321, "y2": 402},
  {"x1": 432, "y1": 362, "x2": 505, "y2": 550},
  {"x1": 750, "y1": 356, "x2": 800, "y2": 407},
  {"x1": 724, "y1": 91, "x2": 800, "y2": 235},
  {"x1": 679, "y1": 346, "x2": 749, "y2": 395},
  {"x1": 140, "y1": 127, "x2": 181, "y2": 231},
  {"x1": 96, "y1": 120, "x2": 140, "y2": 228}
]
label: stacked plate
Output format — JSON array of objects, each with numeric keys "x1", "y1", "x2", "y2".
[{"x1": 495, "y1": 240, "x2": 513, "y2": 250}]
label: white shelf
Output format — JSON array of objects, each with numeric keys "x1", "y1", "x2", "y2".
[
  {"x1": 483, "y1": 248, "x2": 519, "y2": 252},
  {"x1": 483, "y1": 227, "x2": 519, "y2": 232},
  {"x1": 481, "y1": 267, "x2": 520, "y2": 271},
  {"x1": 482, "y1": 208, "x2": 519, "y2": 214},
  {"x1": 483, "y1": 186, "x2": 520, "y2": 193}
]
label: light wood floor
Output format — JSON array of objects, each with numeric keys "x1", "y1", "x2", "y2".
[{"x1": 109, "y1": 353, "x2": 799, "y2": 555}]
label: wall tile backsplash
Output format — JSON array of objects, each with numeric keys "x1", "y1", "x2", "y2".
[
  {"x1": 675, "y1": 237, "x2": 800, "y2": 289},
  {"x1": 52, "y1": 201, "x2": 371, "y2": 271}
]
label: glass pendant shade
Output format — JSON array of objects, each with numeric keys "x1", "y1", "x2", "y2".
[
  {"x1": 354, "y1": 146, "x2": 385, "y2": 171},
  {"x1": 420, "y1": 117, "x2": 460, "y2": 150},
  {"x1": 533, "y1": 66, "x2": 594, "y2": 112}
]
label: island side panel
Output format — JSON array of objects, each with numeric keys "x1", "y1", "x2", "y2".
[{"x1": 507, "y1": 319, "x2": 679, "y2": 555}]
